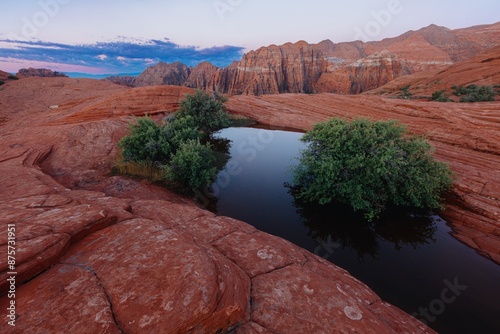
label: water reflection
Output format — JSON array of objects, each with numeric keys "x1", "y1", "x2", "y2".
[
  {"x1": 292, "y1": 198, "x2": 437, "y2": 261},
  {"x1": 209, "y1": 135, "x2": 232, "y2": 171},
  {"x1": 194, "y1": 135, "x2": 233, "y2": 212}
]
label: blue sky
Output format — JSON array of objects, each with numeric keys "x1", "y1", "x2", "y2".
[{"x1": 0, "y1": 0, "x2": 499, "y2": 75}]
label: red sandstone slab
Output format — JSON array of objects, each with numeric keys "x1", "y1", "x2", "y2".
[
  {"x1": 61, "y1": 219, "x2": 250, "y2": 333},
  {"x1": 174, "y1": 215, "x2": 257, "y2": 243},
  {"x1": 0, "y1": 264, "x2": 121, "y2": 334},
  {"x1": 251, "y1": 265, "x2": 432, "y2": 333},
  {"x1": 130, "y1": 200, "x2": 210, "y2": 227},
  {"x1": 213, "y1": 230, "x2": 306, "y2": 278}
]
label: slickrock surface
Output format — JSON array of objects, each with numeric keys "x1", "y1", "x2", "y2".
[
  {"x1": 226, "y1": 93, "x2": 500, "y2": 264},
  {"x1": 0, "y1": 78, "x2": 435, "y2": 333}
]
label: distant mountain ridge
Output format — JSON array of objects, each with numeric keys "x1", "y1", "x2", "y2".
[
  {"x1": 16, "y1": 67, "x2": 68, "y2": 78},
  {"x1": 109, "y1": 22, "x2": 499, "y2": 95}
]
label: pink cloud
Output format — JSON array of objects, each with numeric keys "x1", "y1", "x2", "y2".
[{"x1": 0, "y1": 57, "x2": 111, "y2": 74}]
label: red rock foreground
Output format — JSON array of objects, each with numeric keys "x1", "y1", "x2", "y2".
[{"x1": 0, "y1": 78, "x2": 433, "y2": 332}]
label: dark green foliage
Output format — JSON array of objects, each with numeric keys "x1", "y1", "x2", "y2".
[
  {"x1": 162, "y1": 115, "x2": 201, "y2": 151},
  {"x1": 117, "y1": 91, "x2": 231, "y2": 190},
  {"x1": 166, "y1": 140, "x2": 217, "y2": 189},
  {"x1": 451, "y1": 85, "x2": 467, "y2": 96},
  {"x1": 430, "y1": 90, "x2": 453, "y2": 102},
  {"x1": 494, "y1": 84, "x2": 500, "y2": 95},
  {"x1": 7, "y1": 75, "x2": 19, "y2": 80},
  {"x1": 118, "y1": 117, "x2": 171, "y2": 164},
  {"x1": 291, "y1": 118, "x2": 453, "y2": 221},
  {"x1": 0, "y1": 80, "x2": 4, "y2": 86},
  {"x1": 396, "y1": 85, "x2": 413, "y2": 99},
  {"x1": 452, "y1": 84, "x2": 495, "y2": 102},
  {"x1": 176, "y1": 90, "x2": 231, "y2": 134}
]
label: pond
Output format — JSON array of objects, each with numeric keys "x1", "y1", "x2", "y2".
[{"x1": 201, "y1": 127, "x2": 500, "y2": 334}]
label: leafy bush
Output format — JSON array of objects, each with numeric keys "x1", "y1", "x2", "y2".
[
  {"x1": 162, "y1": 115, "x2": 201, "y2": 150},
  {"x1": 452, "y1": 84, "x2": 495, "y2": 102},
  {"x1": 117, "y1": 91, "x2": 232, "y2": 190},
  {"x1": 290, "y1": 118, "x2": 453, "y2": 221},
  {"x1": 396, "y1": 85, "x2": 413, "y2": 99},
  {"x1": 176, "y1": 90, "x2": 231, "y2": 134},
  {"x1": 430, "y1": 90, "x2": 453, "y2": 102},
  {"x1": 118, "y1": 117, "x2": 171, "y2": 164},
  {"x1": 7, "y1": 75, "x2": 19, "y2": 80},
  {"x1": 165, "y1": 140, "x2": 217, "y2": 189},
  {"x1": 0, "y1": 80, "x2": 4, "y2": 86}
]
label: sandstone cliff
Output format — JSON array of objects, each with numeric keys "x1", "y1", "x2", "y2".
[
  {"x1": 16, "y1": 67, "x2": 68, "y2": 78},
  {"x1": 185, "y1": 61, "x2": 218, "y2": 90},
  {"x1": 315, "y1": 51, "x2": 412, "y2": 94},
  {"x1": 367, "y1": 46, "x2": 500, "y2": 97},
  {"x1": 134, "y1": 61, "x2": 190, "y2": 87},
  {"x1": 120, "y1": 22, "x2": 500, "y2": 96}
]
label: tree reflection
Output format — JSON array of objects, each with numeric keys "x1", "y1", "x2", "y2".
[
  {"x1": 291, "y1": 195, "x2": 437, "y2": 261},
  {"x1": 194, "y1": 135, "x2": 233, "y2": 212}
]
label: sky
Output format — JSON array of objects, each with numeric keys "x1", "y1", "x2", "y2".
[{"x1": 0, "y1": 0, "x2": 499, "y2": 75}]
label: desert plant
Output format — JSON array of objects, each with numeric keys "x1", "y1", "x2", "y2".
[
  {"x1": 7, "y1": 75, "x2": 18, "y2": 80},
  {"x1": 162, "y1": 115, "x2": 202, "y2": 151},
  {"x1": 117, "y1": 91, "x2": 232, "y2": 190},
  {"x1": 290, "y1": 118, "x2": 453, "y2": 221},
  {"x1": 118, "y1": 116, "x2": 171, "y2": 164},
  {"x1": 176, "y1": 90, "x2": 231, "y2": 134},
  {"x1": 452, "y1": 84, "x2": 495, "y2": 102},
  {"x1": 165, "y1": 139, "x2": 217, "y2": 189},
  {"x1": 0, "y1": 80, "x2": 4, "y2": 86},
  {"x1": 396, "y1": 85, "x2": 413, "y2": 99},
  {"x1": 430, "y1": 90, "x2": 453, "y2": 102},
  {"x1": 451, "y1": 85, "x2": 467, "y2": 96}
]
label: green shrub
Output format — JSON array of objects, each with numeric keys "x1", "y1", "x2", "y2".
[
  {"x1": 117, "y1": 90, "x2": 232, "y2": 190},
  {"x1": 291, "y1": 118, "x2": 453, "y2": 221},
  {"x1": 452, "y1": 84, "x2": 495, "y2": 102},
  {"x1": 165, "y1": 140, "x2": 217, "y2": 189},
  {"x1": 7, "y1": 75, "x2": 19, "y2": 80},
  {"x1": 0, "y1": 80, "x2": 4, "y2": 86},
  {"x1": 176, "y1": 90, "x2": 231, "y2": 134},
  {"x1": 451, "y1": 85, "x2": 467, "y2": 96},
  {"x1": 430, "y1": 90, "x2": 453, "y2": 102},
  {"x1": 396, "y1": 85, "x2": 413, "y2": 99},
  {"x1": 118, "y1": 117, "x2": 171, "y2": 164},
  {"x1": 162, "y1": 115, "x2": 201, "y2": 151}
]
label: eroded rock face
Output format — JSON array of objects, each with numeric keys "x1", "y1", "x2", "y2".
[
  {"x1": 134, "y1": 62, "x2": 190, "y2": 87},
  {"x1": 185, "y1": 61, "x2": 219, "y2": 91},
  {"x1": 367, "y1": 45, "x2": 500, "y2": 98},
  {"x1": 115, "y1": 22, "x2": 500, "y2": 96},
  {"x1": 316, "y1": 51, "x2": 412, "y2": 94},
  {"x1": 0, "y1": 77, "x2": 435, "y2": 333}
]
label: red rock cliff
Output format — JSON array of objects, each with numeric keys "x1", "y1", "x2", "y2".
[{"x1": 124, "y1": 22, "x2": 500, "y2": 96}]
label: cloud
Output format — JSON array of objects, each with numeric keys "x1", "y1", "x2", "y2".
[{"x1": 0, "y1": 38, "x2": 245, "y2": 75}]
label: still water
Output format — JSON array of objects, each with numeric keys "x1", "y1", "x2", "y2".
[{"x1": 205, "y1": 127, "x2": 500, "y2": 334}]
